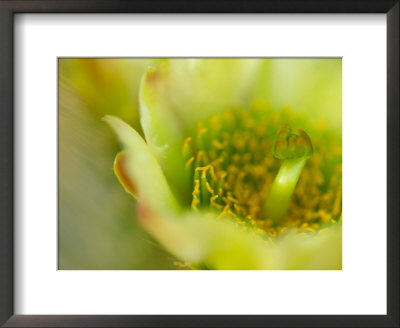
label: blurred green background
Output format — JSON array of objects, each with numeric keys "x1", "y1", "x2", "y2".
[{"x1": 58, "y1": 58, "x2": 341, "y2": 270}]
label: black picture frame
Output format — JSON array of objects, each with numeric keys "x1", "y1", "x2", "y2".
[{"x1": 0, "y1": 1, "x2": 398, "y2": 327}]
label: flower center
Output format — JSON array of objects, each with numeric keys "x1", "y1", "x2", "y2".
[{"x1": 182, "y1": 107, "x2": 342, "y2": 239}]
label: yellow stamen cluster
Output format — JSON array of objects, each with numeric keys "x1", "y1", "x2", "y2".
[{"x1": 182, "y1": 108, "x2": 342, "y2": 240}]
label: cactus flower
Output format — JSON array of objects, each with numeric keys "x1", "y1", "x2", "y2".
[{"x1": 104, "y1": 59, "x2": 342, "y2": 270}]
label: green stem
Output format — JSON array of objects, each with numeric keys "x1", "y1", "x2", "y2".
[{"x1": 264, "y1": 157, "x2": 307, "y2": 225}]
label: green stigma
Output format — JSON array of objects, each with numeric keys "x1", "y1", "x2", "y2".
[{"x1": 264, "y1": 124, "x2": 313, "y2": 225}]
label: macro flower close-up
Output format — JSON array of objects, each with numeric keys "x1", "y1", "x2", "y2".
[{"x1": 98, "y1": 58, "x2": 342, "y2": 270}]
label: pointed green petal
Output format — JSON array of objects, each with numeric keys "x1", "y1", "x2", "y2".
[
  {"x1": 139, "y1": 68, "x2": 189, "y2": 203},
  {"x1": 103, "y1": 115, "x2": 180, "y2": 214}
]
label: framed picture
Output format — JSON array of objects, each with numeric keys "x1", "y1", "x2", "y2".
[{"x1": 0, "y1": 1, "x2": 398, "y2": 327}]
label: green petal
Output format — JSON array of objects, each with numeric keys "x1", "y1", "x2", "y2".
[
  {"x1": 139, "y1": 208, "x2": 342, "y2": 270},
  {"x1": 279, "y1": 224, "x2": 342, "y2": 270},
  {"x1": 250, "y1": 58, "x2": 342, "y2": 134},
  {"x1": 139, "y1": 67, "x2": 190, "y2": 203},
  {"x1": 138, "y1": 209, "x2": 276, "y2": 269},
  {"x1": 162, "y1": 59, "x2": 261, "y2": 130},
  {"x1": 103, "y1": 115, "x2": 180, "y2": 214}
]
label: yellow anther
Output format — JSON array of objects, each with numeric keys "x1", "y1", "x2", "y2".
[
  {"x1": 212, "y1": 140, "x2": 225, "y2": 149},
  {"x1": 209, "y1": 165, "x2": 218, "y2": 182},
  {"x1": 227, "y1": 196, "x2": 239, "y2": 204},
  {"x1": 206, "y1": 182, "x2": 214, "y2": 194},
  {"x1": 191, "y1": 198, "x2": 200, "y2": 209},
  {"x1": 196, "y1": 151, "x2": 203, "y2": 161},
  {"x1": 218, "y1": 204, "x2": 230, "y2": 218},
  {"x1": 332, "y1": 186, "x2": 342, "y2": 216},
  {"x1": 210, "y1": 195, "x2": 223, "y2": 210},
  {"x1": 182, "y1": 137, "x2": 192, "y2": 154},
  {"x1": 199, "y1": 127, "x2": 207, "y2": 134},
  {"x1": 192, "y1": 179, "x2": 200, "y2": 197},
  {"x1": 218, "y1": 171, "x2": 227, "y2": 179},
  {"x1": 185, "y1": 156, "x2": 195, "y2": 167},
  {"x1": 196, "y1": 165, "x2": 211, "y2": 179},
  {"x1": 227, "y1": 209, "x2": 236, "y2": 217}
]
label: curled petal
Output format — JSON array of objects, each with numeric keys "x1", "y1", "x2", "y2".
[
  {"x1": 103, "y1": 115, "x2": 180, "y2": 214},
  {"x1": 113, "y1": 151, "x2": 136, "y2": 197}
]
